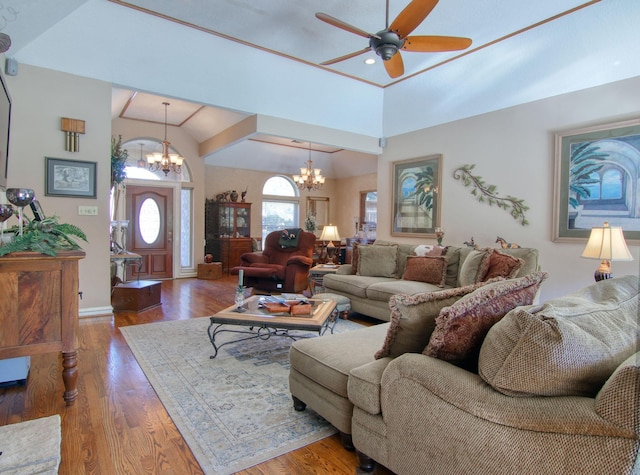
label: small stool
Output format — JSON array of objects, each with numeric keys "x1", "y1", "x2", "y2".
[{"x1": 313, "y1": 293, "x2": 351, "y2": 319}]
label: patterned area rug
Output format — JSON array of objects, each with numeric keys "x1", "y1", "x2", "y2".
[
  {"x1": 121, "y1": 316, "x2": 363, "y2": 475},
  {"x1": 0, "y1": 415, "x2": 61, "y2": 474}
]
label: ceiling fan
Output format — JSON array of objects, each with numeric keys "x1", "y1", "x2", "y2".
[{"x1": 316, "y1": 0, "x2": 472, "y2": 78}]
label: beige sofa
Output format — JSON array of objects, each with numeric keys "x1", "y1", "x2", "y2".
[
  {"x1": 289, "y1": 275, "x2": 639, "y2": 474},
  {"x1": 323, "y1": 241, "x2": 540, "y2": 321}
]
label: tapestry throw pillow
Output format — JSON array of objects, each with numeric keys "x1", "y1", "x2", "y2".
[
  {"x1": 457, "y1": 249, "x2": 491, "y2": 287},
  {"x1": 375, "y1": 282, "x2": 490, "y2": 360},
  {"x1": 402, "y1": 256, "x2": 448, "y2": 287},
  {"x1": 424, "y1": 271, "x2": 548, "y2": 370},
  {"x1": 479, "y1": 274, "x2": 639, "y2": 397},
  {"x1": 483, "y1": 250, "x2": 524, "y2": 281},
  {"x1": 357, "y1": 244, "x2": 398, "y2": 277}
]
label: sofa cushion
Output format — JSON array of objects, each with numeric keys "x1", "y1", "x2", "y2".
[
  {"x1": 457, "y1": 248, "x2": 491, "y2": 286},
  {"x1": 424, "y1": 272, "x2": 548, "y2": 369},
  {"x1": 443, "y1": 246, "x2": 461, "y2": 288},
  {"x1": 365, "y1": 279, "x2": 444, "y2": 303},
  {"x1": 402, "y1": 256, "x2": 447, "y2": 287},
  {"x1": 323, "y1": 273, "x2": 386, "y2": 299},
  {"x1": 357, "y1": 244, "x2": 398, "y2": 277},
  {"x1": 289, "y1": 323, "x2": 389, "y2": 398},
  {"x1": 375, "y1": 283, "x2": 488, "y2": 360},
  {"x1": 373, "y1": 240, "x2": 417, "y2": 277},
  {"x1": 479, "y1": 275, "x2": 639, "y2": 397},
  {"x1": 482, "y1": 250, "x2": 524, "y2": 280},
  {"x1": 497, "y1": 247, "x2": 540, "y2": 277},
  {"x1": 595, "y1": 351, "x2": 640, "y2": 433}
]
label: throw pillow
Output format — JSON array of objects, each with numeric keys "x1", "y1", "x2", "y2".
[
  {"x1": 402, "y1": 256, "x2": 448, "y2": 287},
  {"x1": 375, "y1": 282, "x2": 489, "y2": 360},
  {"x1": 482, "y1": 250, "x2": 524, "y2": 281},
  {"x1": 424, "y1": 271, "x2": 548, "y2": 370},
  {"x1": 479, "y1": 274, "x2": 639, "y2": 397},
  {"x1": 457, "y1": 249, "x2": 491, "y2": 287},
  {"x1": 350, "y1": 241, "x2": 362, "y2": 274},
  {"x1": 357, "y1": 244, "x2": 398, "y2": 277}
]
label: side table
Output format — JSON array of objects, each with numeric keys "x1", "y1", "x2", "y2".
[{"x1": 308, "y1": 264, "x2": 340, "y2": 295}]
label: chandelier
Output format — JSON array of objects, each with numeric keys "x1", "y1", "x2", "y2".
[
  {"x1": 146, "y1": 102, "x2": 184, "y2": 176},
  {"x1": 292, "y1": 143, "x2": 325, "y2": 191}
]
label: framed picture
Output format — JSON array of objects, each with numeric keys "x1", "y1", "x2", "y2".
[
  {"x1": 45, "y1": 157, "x2": 97, "y2": 198},
  {"x1": 391, "y1": 154, "x2": 442, "y2": 237},
  {"x1": 553, "y1": 118, "x2": 640, "y2": 243},
  {"x1": 29, "y1": 200, "x2": 45, "y2": 221}
]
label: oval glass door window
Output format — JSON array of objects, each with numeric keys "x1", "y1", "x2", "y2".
[{"x1": 139, "y1": 198, "x2": 161, "y2": 244}]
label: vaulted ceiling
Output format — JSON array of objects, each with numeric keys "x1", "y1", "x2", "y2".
[{"x1": 2, "y1": 0, "x2": 639, "y2": 177}]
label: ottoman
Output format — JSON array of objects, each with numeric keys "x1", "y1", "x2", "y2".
[
  {"x1": 288, "y1": 322, "x2": 389, "y2": 449},
  {"x1": 313, "y1": 292, "x2": 351, "y2": 319}
]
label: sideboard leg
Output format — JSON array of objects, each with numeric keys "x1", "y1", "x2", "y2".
[{"x1": 62, "y1": 350, "x2": 78, "y2": 406}]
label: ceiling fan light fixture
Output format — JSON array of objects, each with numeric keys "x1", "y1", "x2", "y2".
[{"x1": 369, "y1": 31, "x2": 405, "y2": 61}]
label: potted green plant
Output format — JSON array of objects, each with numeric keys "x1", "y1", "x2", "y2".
[{"x1": 0, "y1": 214, "x2": 87, "y2": 256}]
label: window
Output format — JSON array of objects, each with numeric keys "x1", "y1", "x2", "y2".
[
  {"x1": 582, "y1": 166, "x2": 624, "y2": 203},
  {"x1": 359, "y1": 191, "x2": 377, "y2": 239},
  {"x1": 262, "y1": 176, "x2": 299, "y2": 242},
  {"x1": 180, "y1": 188, "x2": 193, "y2": 269}
]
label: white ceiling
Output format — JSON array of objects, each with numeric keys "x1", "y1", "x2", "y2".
[{"x1": 1, "y1": 0, "x2": 638, "y2": 178}]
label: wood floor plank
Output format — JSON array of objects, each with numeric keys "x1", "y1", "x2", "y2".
[{"x1": 0, "y1": 275, "x2": 394, "y2": 474}]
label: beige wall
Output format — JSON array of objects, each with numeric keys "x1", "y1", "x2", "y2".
[
  {"x1": 378, "y1": 76, "x2": 640, "y2": 301},
  {"x1": 3, "y1": 64, "x2": 113, "y2": 315}
]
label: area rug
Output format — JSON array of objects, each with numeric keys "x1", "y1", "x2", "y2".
[
  {"x1": 121, "y1": 316, "x2": 364, "y2": 475},
  {"x1": 0, "y1": 415, "x2": 61, "y2": 474}
]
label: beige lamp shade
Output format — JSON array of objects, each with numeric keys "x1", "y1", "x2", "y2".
[
  {"x1": 320, "y1": 225, "x2": 340, "y2": 242},
  {"x1": 581, "y1": 222, "x2": 633, "y2": 281}
]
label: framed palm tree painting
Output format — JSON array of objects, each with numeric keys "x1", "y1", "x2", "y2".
[
  {"x1": 391, "y1": 155, "x2": 442, "y2": 237},
  {"x1": 553, "y1": 118, "x2": 640, "y2": 243}
]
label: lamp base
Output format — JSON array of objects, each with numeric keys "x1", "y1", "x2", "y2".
[
  {"x1": 594, "y1": 270, "x2": 613, "y2": 282},
  {"x1": 593, "y1": 259, "x2": 612, "y2": 282}
]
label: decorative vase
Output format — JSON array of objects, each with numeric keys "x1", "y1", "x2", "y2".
[
  {"x1": 230, "y1": 190, "x2": 239, "y2": 202},
  {"x1": 205, "y1": 254, "x2": 213, "y2": 263}
]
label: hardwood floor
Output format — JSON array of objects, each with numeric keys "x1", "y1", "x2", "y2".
[{"x1": 0, "y1": 275, "x2": 394, "y2": 474}]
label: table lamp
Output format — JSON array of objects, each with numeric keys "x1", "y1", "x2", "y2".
[
  {"x1": 320, "y1": 225, "x2": 341, "y2": 264},
  {"x1": 581, "y1": 222, "x2": 633, "y2": 281}
]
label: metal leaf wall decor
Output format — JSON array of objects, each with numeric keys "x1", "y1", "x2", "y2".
[{"x1": 453, "y1": 164, "x2": 530, "y2": 226}]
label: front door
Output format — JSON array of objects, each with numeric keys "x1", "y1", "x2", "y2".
[{"x1": 125, "y1": 185, "x2": 174, "y2": 280}]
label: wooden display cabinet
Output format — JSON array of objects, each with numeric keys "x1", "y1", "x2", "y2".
[
  {"x1": 205, "y1": 200, "x2": 253, "y2": 271},
  {"x1": 0, "y1": 251, "x2": 85, "y2": 405}
]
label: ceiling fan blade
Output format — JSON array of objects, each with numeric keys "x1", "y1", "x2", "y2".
[
  {"x1": 402, "y1": 35, "x2": 472, "y2": 52},
  {"x1": 315, "y1": 12, "x2": 380, "y2": 40},
  {"x1": 320, "y1": 47, "x2": 371, "y2": 66},
  {"x1": 384, "y1": 52, "x2": 404, "y2": 78},
  {"x1": 389, "y1": 0, "x2": 439, "y2": 38}
]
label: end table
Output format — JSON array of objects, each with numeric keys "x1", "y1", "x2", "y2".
[{"x1": 308, "y1": 264, "x2": 340, "y2": 295}]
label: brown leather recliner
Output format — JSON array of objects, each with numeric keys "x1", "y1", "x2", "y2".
[{"x1": 231, "y1": 229, "x2": 315, "y2": 293}]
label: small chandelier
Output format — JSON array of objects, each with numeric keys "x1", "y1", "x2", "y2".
[
  {"x1": 146, "y1": 102, "x2": 184, "y2": 176},
  {"x1": 136, "y1": 143, "x2": 146, "y2": 168},
  {"x1": 292, "y1": 143, "x2": 325, "y2": 191}
]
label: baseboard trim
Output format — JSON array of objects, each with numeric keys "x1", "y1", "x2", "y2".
[{"x1": 79, "y1": 306, "x2": 114, "y2": 318}]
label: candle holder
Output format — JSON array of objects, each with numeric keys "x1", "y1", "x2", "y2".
[
  {"x1": 0, "y1": 203, "x2": 14, "y2": 245},
  {"x1": 435, "y1": 228, "x2": 445, "y2": 246},
  {"x1": 234, "y1": 286, "x2": 247, "y2": 312}
]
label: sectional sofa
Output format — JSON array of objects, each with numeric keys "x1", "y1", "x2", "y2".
[{"x1": 323, "y1": 240, "x2": 540, "y2": 321}]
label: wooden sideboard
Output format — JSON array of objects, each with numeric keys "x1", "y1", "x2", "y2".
[{"x1": 0, "y1": 250, "x2": 85, "y2": 406}]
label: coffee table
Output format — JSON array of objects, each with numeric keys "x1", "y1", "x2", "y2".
[{"x1": 207, "y1": 295, "x2": 338, "y2": 358}]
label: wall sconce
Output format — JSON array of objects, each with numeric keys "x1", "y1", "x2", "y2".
[
  {"x1": 581, "y1": 222, "x2": 633, "y2": 281},
  {"x1": 61, "y1": 118, "x2": 85, "y2": 152}
]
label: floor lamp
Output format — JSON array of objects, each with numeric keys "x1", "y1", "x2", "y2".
[{"x1": 581, "y1": 222, "x2": 633, "y2": 281}]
